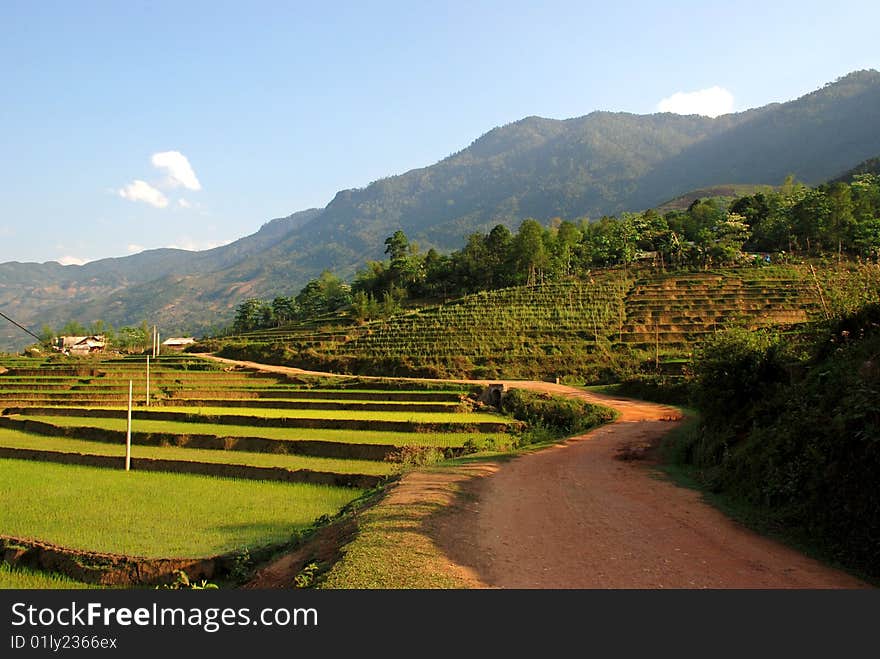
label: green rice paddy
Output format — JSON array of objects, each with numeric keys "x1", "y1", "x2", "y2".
[
  {"x1": 16, "y1": 414, "x2": 507, "y2": 447},
  {"x1": 0, "y1": 458, "x2": 362, "y2": 557},
  {"x1": 0, "y1": 428, "x2": 396, "y2": 475}
]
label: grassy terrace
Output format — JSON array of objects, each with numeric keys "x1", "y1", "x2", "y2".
[
  {"x1": 0, "y1": 428, "x2": 396, "y2": 476},
  {"x1": 9, "y1": 405, "x2": 507, "y2": 423},
  {"x1": 0, "y1": 458, "x2": 361, "y2": 557},
  {"x1": 12, "y1": 415, "x2": 510, "y2": 447}
]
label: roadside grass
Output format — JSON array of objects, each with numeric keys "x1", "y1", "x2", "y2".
[
  {"x1": 0, "y1": 563, "x2": 96, "y2": 589},
  {"x1": 18, "y1": 415, "x2": 511, "y2": 447},
  {"x1": 0, "y1": 458, "x2": 362, "y2": 558},
  {"x1": 319, "y1": 466, "x2": 483, "y2": 589},
  {"x1": 0, "y1": 428, "x2": 395, "y2": 476}
]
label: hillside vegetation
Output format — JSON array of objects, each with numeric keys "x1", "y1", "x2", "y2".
[
  {"x1": 669, "y1": 304, "x2": 880, "y2": 580},
  {"x1": 212, "y1": 262, "x2": 878, "y2": 380},
  {"x1": 204, "y1": 167, "x2": 880, "y2": 380},
  {"x1": 2, "y1": 71, "x2": 880, "y2": 349}
]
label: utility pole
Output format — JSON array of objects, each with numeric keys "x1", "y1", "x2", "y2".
[
  {"x1": 125, "y1": 380, "x2": 132, "y2": 472},
  {"x1": 146, "y1": 355, "x2": 150, "y2": 407}
]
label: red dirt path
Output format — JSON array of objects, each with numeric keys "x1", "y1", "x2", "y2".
[{"x1": 200, "y1": 356, "x2": 868, "y2": 588}]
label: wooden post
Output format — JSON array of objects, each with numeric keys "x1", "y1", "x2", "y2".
[
  {"x1": 655, "y1": 322, "x2": 660, "y2": 371},
  {"x1": 125, "y1": 380, "x2": 132, "y2": 471},
  {"x1": 146, "y1": 355, "x2": 150, "y2": 407},
  {"x1": 156, "y1": 330, "x2": 160, "y2": 357},
  {"x1": 809, "y1": 264, "x2": 831, "y2": 319}
]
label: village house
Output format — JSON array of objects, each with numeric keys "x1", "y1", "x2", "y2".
[
  {"x1": 161, "y1": 337, "x2": 196, "y2": 351},
  {"x1": 55, "y1": 335, "x2": 106, "y2": 354}
]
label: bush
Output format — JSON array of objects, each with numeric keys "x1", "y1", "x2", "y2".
[
  {"x1": 501, "y1": 388, "x2": 616, "y2": 438},
  {"x1": 692, "y1": 328, "x2": 787, "y2": 430},
  {"x1": 675, "y1": 305, "x2": 880, "y2": 579}
]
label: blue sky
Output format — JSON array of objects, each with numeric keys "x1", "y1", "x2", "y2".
[{"x1": 2, "y1": 0, "x2": 878, "y2": 265}]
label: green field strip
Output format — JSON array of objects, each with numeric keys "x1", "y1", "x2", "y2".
[
  {"x1": 154, "y1": 399, "x2": 462, "y2": 412},
  {"x1": 13, "y1": 415, "x2": 509, "y2": 448},
  {"x1": 10, "y1": 405, "x2": 508, "y2": 424},
  {"x1": 0, "y1": 458, "x2": 361, "y2": 558},
  {"x1": 0, "y1": 428, "x2": 395, "y2": 475}
]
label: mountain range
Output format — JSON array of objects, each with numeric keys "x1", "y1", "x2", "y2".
[{"x1": 2, "y1": 70, "x2": 880, "y2": 350}]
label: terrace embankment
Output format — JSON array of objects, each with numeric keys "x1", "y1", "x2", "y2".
[{"x1": 0, "y1": 535, "x2": 280, "y2": 587}]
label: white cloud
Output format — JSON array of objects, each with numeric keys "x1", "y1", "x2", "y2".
[
  {"x1": 167, "y1": 236, "x2": 232, "y2": 252},
  {"x1": 177, "y1": 198, "x2": 192, "y2": 209},
  {"x1": 118, "y1": 180, "x2": 168, "y2": 208},
  {"x1": 57, "y1": 255, "x2": 89, "y2": 266},
  {"x1": 151, "y1": 151, "x2": 201, "y2": 191},
  {"x1": 657, "y1": 86, "x2": 735, "y2": 118},
  {"x1": 127, "y1": 244, "x2": 145, "y2": 254}
]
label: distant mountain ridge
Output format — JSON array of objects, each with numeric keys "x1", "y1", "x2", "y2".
[{"x1": 1, "y1": 70, "x2": 880, "y2": 349}]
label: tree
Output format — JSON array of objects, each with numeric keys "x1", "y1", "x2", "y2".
[
  {"x1": 707, "y1": 213, "x2": 751, "y2": 264},
  {"x1": 295, "y1": 271, "x2": 352, "y2": 318},
  {"x1": 60, "y1": 320, "x2": 87, "y2": 336},
  {"x1": 271, "y1": 296, "x2": 298, "y2": 325},
  {"x1": 233, "y1": 298, "x2": 272, "y2": 332},
  {"x1": 384, "y1": 230, "x2": 411, "y2": 261},
  {"x1": 511, "y1": 219, "x2": 549, "y2": 285},
  {"x1": 38, "y1": 324, "x2": 54, "y2": 346}
]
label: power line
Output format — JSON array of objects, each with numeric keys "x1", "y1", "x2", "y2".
[{"x1": 0, "y1": 310, "x2": 43, "y2": 342}]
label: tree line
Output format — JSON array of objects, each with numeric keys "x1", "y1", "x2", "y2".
[{"x1": 232, "y1": 173, "x2": 880, "y2": 332}]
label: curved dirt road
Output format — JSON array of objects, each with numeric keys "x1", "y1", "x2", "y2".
[
  {"x1": 199, "y1": 355, "x2": 868, "y2": 588},
  {"x1": 432, "y1": 383, "x2": 867, "y2": 588}
]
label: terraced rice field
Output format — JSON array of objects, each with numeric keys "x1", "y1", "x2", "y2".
[
  {"x1": 0, "y1": 354, "x2": 517, "y2": 580},
  {"x1": 215, "y1": 265, "x2": 841, "y2": 378},
  {"x1": 617, "y1": 267, "x2": 823, "y2": 350},
  {"x1": 0, "y1": 458, "x2": 359, "y2": 557}
]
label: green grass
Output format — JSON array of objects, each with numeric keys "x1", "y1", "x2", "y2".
[
  {"x1": 22, "y1": 405, "x2": 506, "y2": 423},
  {"x1": 20, "y1": 415, "x2": 510, "y2": 447},
  {"x1": 0, "y1": 428, "x2": 395, "y2": 476},
  {"x1": 320, "y1": 465, "x2": 479, "y2": 589},
  {"x1": 0, "y1": 562, "x2": 96, "y2": 589},
  {"x1": 0, "y1": 458, "x2": 362, "y2": 557},
  {"x1": 162, "y1": 398, "x2": 463, "y2": 407}
]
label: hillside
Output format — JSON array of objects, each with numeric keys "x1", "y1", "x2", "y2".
[
  {"x1": 209, "y1": 263, "x2": 880, "y2": 380},
  {"x1": 831, "y1": 154, "x2": 880, "y2": 182},
  {"x1": 0, "y1": 209, "x2": 320, "y2": 349},
  {"x1": 2, "y1": 70, "x2": 880, "y2": 350}
]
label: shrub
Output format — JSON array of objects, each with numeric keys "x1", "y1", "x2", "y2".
[
  {"x1": 501, "y1": 388, "x2": 616, "y2": 437},
  {"x1": 674, "y1": 304, "x2": 880, "y2": 578}
]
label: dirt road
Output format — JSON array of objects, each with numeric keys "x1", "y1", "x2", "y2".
[
  {"x1": 201, "y1": 355, "x2": 867, "y2": 588},
  {"x1": 432, "y1": 386, "x2": 867, "y2": 588}
]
